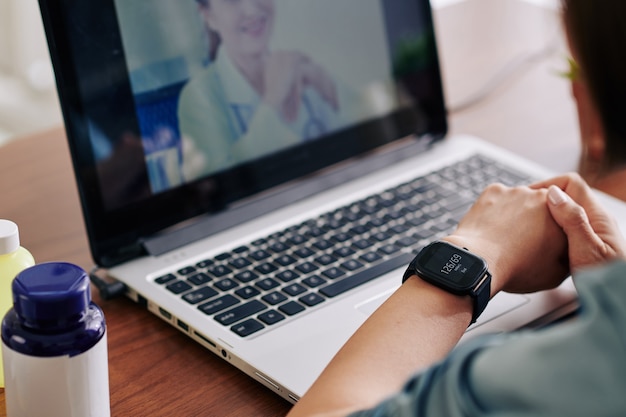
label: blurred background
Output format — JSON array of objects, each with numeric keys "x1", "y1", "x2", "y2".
[
  {"x1": 0, "y1": 0, "x2": 61, "y2": 145},
  {"x1": 0, "y1": 0, "x2": 558, "y2": 147}
]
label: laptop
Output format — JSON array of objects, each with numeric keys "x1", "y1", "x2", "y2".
[{"x1": 38, "y1": 0, "x2": 626, "y2": 403}]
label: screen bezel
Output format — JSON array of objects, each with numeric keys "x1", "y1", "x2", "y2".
[{"x1": 38, "y1": 0, "x2": 448, "y2": 267}]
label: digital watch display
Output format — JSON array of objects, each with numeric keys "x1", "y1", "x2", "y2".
[{"x1": 403, "y1": 241, "x2": 491, "y2": 323}]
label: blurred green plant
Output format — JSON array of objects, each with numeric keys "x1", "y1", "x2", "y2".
[
  {"x1": 558, "y1": 56, "x2": 580, "y2": 81},
  {"x1": 392, "y1": 32, "x2": 434, "y2": 78}
]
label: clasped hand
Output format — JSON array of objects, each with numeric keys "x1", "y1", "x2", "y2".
[{"x1": 446, "y1": 173, "x2": 626, "y2": 297}]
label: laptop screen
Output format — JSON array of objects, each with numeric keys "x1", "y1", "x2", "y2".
[{"x1": 39, "y1": 0, "x2": 447, "y2": 266}]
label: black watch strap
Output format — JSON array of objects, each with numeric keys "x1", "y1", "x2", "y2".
[{"x1": 469, "y1": 271, "x2": 491, "y2": 324}]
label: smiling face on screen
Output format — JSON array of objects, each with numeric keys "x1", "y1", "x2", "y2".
[{"x1": 203, "y1": 0, "x2": 275, "y2": 61}]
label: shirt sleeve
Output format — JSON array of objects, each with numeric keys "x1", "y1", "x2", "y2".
[{"x1": 348, "y1": 260, "x2": 626, "y2": 417}]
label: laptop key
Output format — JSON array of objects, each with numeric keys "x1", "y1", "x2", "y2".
[
  {"x1": 249, "y1": 249, "x2": 271, "y2": 261},
  {"x1": 276, "y1": 270, "x2": 299, "y2": 282},
  {"x1": 341, "y1": 259, "x2": 364, "y2": 271},
  {"x1": 166, "y1": 280, "x2": 192, "y2": 294},
  {"x1": 255, "y1": 262, "x2": 278, "y2": 275},
  {"x1": 183, "y1": 286, "x2": 219, "y2": 304},
  {"x1": 155, "y1": 273, "x2": 176, "y2": 284},
  {"x1": 282, "y1": 283, "x2": 307, "y2": 296},
  {"x1": 229, "y1": 257, "x2": 252, "y2": 269},
  {"x1": 313, "y1": 240, "x2": 333, "y2": 251},
  {"x1": 215, "y1": 252, "x2": 231, "y2": 261},
  {"x1": 262, "y1": 291, "x2": 288, "y2": 305},
  {"x1": 315, "y1": 254, "x2": 336, "y2": 266},
  {"x1": 196, "y1": 259, "x2": 214, "y2": 268},
  {"x1": 234, "y1": 270, "x2": 258, "y2": 283},
  {"x1": 378, "y1": 244, "x2": 399, "y2": 255},
  {"x1": 360, "y1": 251, "x2": 382, "y2": 263},
  {"x1": 299, "y1": 293, "x2": 325, "y2": 307},
  {"x1": 289, "y1": 234, "x2": 308, "y2": 245},
  {"x1": 353, "y1": 239, "x2": 374, "y2": 250},
  {"x1": 198, "y1": 294, "x2": 240, "y2": 315},
  {"x1": 295, "y1": 262, "x2": 318, "y2": 274},
  {"x1": 334, "y1": 246, "x2": 355, "y2": 258},
  {"x1": 188, "y1": 272, "x2": 212, "y2": 286},
  {"x1": 278, "y1": 301, "x2": 306, "y2": 316},
  {"x1": 177, "y1": 266, "x2": 196, "y2": 275},
  {"x1": 214, "y1": 278, "x2": 239, "y2": 291},
  {"x1": 207, "y1": 264, "x2": 232, "y2": 278},
  {"x1": 275, "y1": 254, "x2": 297, "y2": 267},
  {"x1": 256, "y1": 278, "x2": 280, "y2": 291},
  {"x1": 233, "y1": 245, "x2": 248, "y2": 253},
  {"x1": 215, "y1": 300, "x2": 267, "y2": 326},
  {"x1": 235, "y1": 286, "x2": 260, "y2": 299},
  {"x1": 231, "y1": 318, "x2": 264, "y2": 337},
  {"x1": 396, "y1": 236, "x2": 418, "y2": 248},
  {"x1": 293, "y1": 247, "x2": 315, "y2": 258},
  {"x1": 258, "y1": 310, "x2": 285, "y2": 325},
  {"x1": 322, "y1": 267, "x2": 345, "y2": 280},
  {"x1": 370, "y1": 231, "x2": 391, "y2": 242},
  {"x1": 302, "y1": 275, "x2": 326, "y2": 288},
  {"x1": 268, "y1": 241, "x2": 289, "y2": 253},
  {"x1": 319, "y1": 252, "x2": 414, "y2": 298}
]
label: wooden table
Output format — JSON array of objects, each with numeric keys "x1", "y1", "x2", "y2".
[{"x1": 0, "y1": 0, "x2": 577, "y2": 415}]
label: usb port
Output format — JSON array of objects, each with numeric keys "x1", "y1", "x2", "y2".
[
  {"x1": 177, "y1": 319, "x2": 189, "y2": 332},
  {"x1": 158, "y1": 307, "x2": 172, "y2": 320}
]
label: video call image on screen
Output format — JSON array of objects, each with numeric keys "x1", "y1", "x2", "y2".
[{"x1": 114, "y1": 0, "x2": 433, "y2": 195}]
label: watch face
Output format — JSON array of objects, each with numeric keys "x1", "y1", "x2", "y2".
[{"x1": 416, "y1": 242, "x2": 487, "y2": 292}]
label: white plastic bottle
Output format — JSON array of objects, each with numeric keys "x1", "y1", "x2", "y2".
[
  {"x1": 0, "y1": 219, "x2": 35, "y2": 387},
  {"x1": 2, "y1": 262, "x2": 110, "y2": 417}
]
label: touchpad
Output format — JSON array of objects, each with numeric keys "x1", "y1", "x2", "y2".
[
  {"x1": 473, "y1": 292, "x2": 529, "y2": 326},
  {"x1": 354, "y1": 286, "x2": 529, "y2": 326},
  {"x1": 354, "y1": 286, "x2": 398, "y2": 316}
]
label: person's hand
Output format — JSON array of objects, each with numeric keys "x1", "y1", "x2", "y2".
[
  {"x1": 300, "y1": 60, "x2": 338, "y2": 111},
  {"x1": 531, "y1": 173, "x2": 626, "y2": 271},
  {"x1": 262, "y1": 51, "x2": 338, "y2": 123},
  {"x1": 444, "y1": 183, "x2": 569, "y2": 296}
]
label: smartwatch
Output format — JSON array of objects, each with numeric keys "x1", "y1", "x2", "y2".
[{"x1": 402, "y1": 241, "x2": 491, "y2": 324}]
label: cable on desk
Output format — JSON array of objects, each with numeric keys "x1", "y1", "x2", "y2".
[
  {"x1": 446, "y1": 37, "x2": 560, "y2": 115},
  {"x1": 89, "y1": 266, "x2": 127, "y2": 300}
]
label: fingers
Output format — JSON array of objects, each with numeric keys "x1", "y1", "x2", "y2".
[
  {"x1": 299, "y1": 60, "x2": 339, "y2": 110},
  {"x1": 547, "y1": 185, "x2": 610, "y2": 269},
  {"x1": 532, "y1": 173, "x2": 615, "y2": 231},
  {"x1": 262, "y1": 51, "x2": 306, "y2": 121},
  {"x1": 546, "y1": 183, "x2": 624, "y2": 269},
  {"x1": 531, "y1": 173, "x2": 600, "y2": 212}
]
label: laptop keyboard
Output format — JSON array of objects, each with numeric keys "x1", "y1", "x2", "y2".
[{"x1": 153, "y1": 155, "x2": 533, "y2": 337}]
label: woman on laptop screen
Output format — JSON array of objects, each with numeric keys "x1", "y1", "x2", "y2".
[{"x1": 177, "y1": 0, "x2": 370, "y2": 181}]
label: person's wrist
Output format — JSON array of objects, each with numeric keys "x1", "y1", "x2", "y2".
[
  {"x1": 439, "y1": 235, "x2": 508, "y2": 297},
  {"x1": 402, "y1": 273, "x2": 474, "y2": 325}
]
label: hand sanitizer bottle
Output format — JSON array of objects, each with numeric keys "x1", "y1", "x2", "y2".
[{"x1": 0, "y1": 219, "x2": 35, "y2": 387}]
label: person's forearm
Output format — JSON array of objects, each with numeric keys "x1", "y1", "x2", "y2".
[{"x1": 287, "y1": 276, "x2": 473, "y2": 417}]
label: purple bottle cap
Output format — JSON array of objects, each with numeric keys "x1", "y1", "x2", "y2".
[{"x1": 12, "y1": 262, "x2": 91, "y2": 326}]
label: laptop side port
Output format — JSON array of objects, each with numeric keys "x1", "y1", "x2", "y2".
[
  {"x1": 158, "y1": 307, "x2": 172, "y2": 320},
  {"x1": 177, "y1": 319, "x2": 189, "y2": 332},
  {"x1": 193, "y1": 331, "x2": 217, "y2": 349}
]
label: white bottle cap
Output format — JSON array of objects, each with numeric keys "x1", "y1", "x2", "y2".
[{"x1": 0, "y1": 219, "x2": 20, "y2": 255}]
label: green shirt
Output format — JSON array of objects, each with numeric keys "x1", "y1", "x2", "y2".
[{"x1": 350, "y1": 261, "x2": 626, "y2": 416}]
